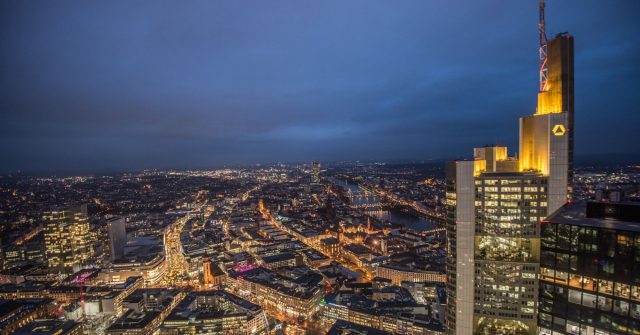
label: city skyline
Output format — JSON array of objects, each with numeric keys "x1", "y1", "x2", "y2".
[
  {"x1": 2, "y1": 2, "x2": 640, "y2": 335},
  {"x1": 1, "y1": 1, "x2": 639, "y2": 174}
]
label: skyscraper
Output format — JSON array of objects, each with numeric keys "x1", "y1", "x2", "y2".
[
  {"x1": 43, "y1": 205, "x2": 94, "y2": 273},
  {"x1": 312, "y1": 161, "x2": 321, "y2": 184},
  {"x1": 107, "y1": 216, "x2": 127, "y2": 262},
  {"x1": 445, "y1": 2, "x2": 573, "y2": 334}
]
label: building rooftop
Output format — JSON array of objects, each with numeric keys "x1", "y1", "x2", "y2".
[
  {"x1": 327, "y1": 320, "x2": 392, "y2": 335},
  {"x1": 0, "y1": 298, "x2": 53, "y2": 331},
  {"x1": 164, "y1": 290, "x2": 261, "y2": 323},
  {"x1": 545, "y1": 200, "x2": 640, "y2": 233},
  {"x1": 13, "y1": 319, "x2": 80, "y2": 335},
  {"x1": 229, "y1": 266, "x2": 322, "y2": 300},
  {"x1": 261, "y1": 252, "x2": 296, "y2": 264},
  {"x1": 107, "y1": 309, "x2": 160, "y2": 331}
]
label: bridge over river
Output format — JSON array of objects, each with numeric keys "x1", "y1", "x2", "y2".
[{"x1": 334, "y1": 178, "x2": 441, "y2": 233}]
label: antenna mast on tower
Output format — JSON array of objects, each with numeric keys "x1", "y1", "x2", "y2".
[{"x1": 539, "y1": 0, "x2": 549, "y2": 92}]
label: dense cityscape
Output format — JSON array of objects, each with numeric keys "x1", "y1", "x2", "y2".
[
  {"x1": 1, "y1": 1, "x2": 640, "y2": 335},
  {"x1": 1, "y1": 162, "x2": 639, "y2": 334}
]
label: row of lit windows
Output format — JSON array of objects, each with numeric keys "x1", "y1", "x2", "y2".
[
  {"x1": 541, "y1": 267, "x2": 640, "y2": 301},
  {"x1": 479, "y1": 200, "x2": 547, "y2": 208},
  {"x1": 477, "y1": 179, "x2": 546, "y2": 186},
  {"x1": 538, "y1": 315, "x2": 640, "y2": 335}
]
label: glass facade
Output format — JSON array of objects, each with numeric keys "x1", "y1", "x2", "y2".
[{"x1": 538, "y1": 211, "x2": 640, "y2": 335}]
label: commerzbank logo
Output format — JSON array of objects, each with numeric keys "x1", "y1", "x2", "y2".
[{"x1": 552, "y1": 124, "x2": 566, "y2": 136}]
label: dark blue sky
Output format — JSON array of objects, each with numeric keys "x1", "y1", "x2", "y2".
[{"x1": 1, "y1": 1, "x2": 639, "y2": 174}]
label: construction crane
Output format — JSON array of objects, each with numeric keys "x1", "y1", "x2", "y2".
[{"x1": 539, "y1": 0, "x2": 549, "y2": 92}]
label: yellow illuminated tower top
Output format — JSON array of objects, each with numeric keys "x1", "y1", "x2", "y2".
[
  {"x1": 519, "y1": 1, "x2": 574, "y2": 212},
  {"x1": 536, "y1": 35, "x2": 574, "y2": 116}
]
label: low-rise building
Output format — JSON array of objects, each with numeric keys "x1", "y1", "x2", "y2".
[
  {"x1": 226, "y1": 266, "x2": 324, "y2": 323},
  {"x1": 322, "y1": 286, "x2": 443, "y2": 335},
  {"x1": 0, "y1": 298, "x2": 55, "y2": 335},
  {"x1": 160, "y1": 290, "x2": 268, "y2": 334},
  {"x1": 106, "y1": 289, "x2": 186, "y2": 335},
  {"x1": 376, "y1": 264, "x2": 446, "y2": 285},
  {"x1": 13, "y1": 319, "x2": 84, "y2": 335}
]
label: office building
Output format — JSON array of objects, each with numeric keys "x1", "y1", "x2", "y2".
[
  {"x1": 445, "y1": 2, "x2": 574, "y2": 334},
  {"x1": 538, "y1": 200, "x2": 640, "y2": 335},
  {"x1": 43, "y1": 205, "x2": 94, "y2": 273},
  {"x1": 312, "y1": 161, "x2": 321, "y2": 184},
  {"x1": 107, "y1": 217, "x2": 127, "y2": 262}
]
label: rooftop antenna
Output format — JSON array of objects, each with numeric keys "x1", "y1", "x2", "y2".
[{"x1": 539, "y1": 0, "x2": 549, "y2": 92}]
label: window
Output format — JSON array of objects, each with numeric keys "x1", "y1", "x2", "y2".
[
  {"x1": 568, "y1": 289, "x2": 582, "y2": 305},
  {"x1": 541, "y1": 251, "x2": 555, "y2": 267},
  {"x1": 556, "y1": 253, "x2": 570, "y2": 270},
  {"x1": 565, "y1": 321, "x2": 582, "y2": 335},
  {"x1": 597, "y1": 279, "x2": 613, "y2": 295},
  {"x1": 614, "y1": 283, "x2": 630, "y2": 299},
  {"x1": 540, "y1": 267, "x2": 555, "y2": 281},
  {"x1": 601, "y1": 229, "x2": 617, "y2": 258},
  {"x1": 632, "y1": 286, "x2": 640, "y2": 302},
  {"x1": 557, "y1": 224, "x2": 572, "y2": 250},
  {"x1": 568, "y1": 274, "x2": 583, "y2": 289},
  {"x1": 597, "y1": 295, "x2": 612, "y2": 311},
  {"x1": 541, "y1": 224, "x2": 556, "y2": 249},
  {"x1": 582, "y1": 292, "x2": 597, "y2": 308},
  {"x1": 570, "y1": 255, "x2": 578, "y2": 272},
  {"x1": 600, "y1": 259, "x2": 615, "y2": 277},
  {"x1": 631, "y1": 303, "x2": 640, "y2": 320},
  {"x1": 582, "y1": 276, "x2": 596, "y2": 292},
  {"x1": 555, "y1": 271, "x2": 568, "y2": 284},
  {"x1": 613, "y1": 300, "x2": 629, "y2": 316},
  {"x1": 617, "y1": 233, "x2": 633, "y2": 257},
  {"x1": 539, "y1": 312, "x2": 552, "y2": 328}
]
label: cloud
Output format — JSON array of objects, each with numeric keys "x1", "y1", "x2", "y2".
[{"x1": 1, "y1": 0, "x2": 639, "y2": 173}]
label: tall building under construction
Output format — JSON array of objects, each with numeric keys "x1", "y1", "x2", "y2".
[{"x1": 445, "y1": 1, "x2": 574, "y2": 334}]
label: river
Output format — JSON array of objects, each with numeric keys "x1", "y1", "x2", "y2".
[{"x1": 333, "y1": 178, "x2": 437, "y2": 232}]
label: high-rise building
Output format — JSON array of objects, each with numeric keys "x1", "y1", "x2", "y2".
[
  {"x1": 107, "y1": 217, "x2": 127, "y2": 262},
  {"x1": 312, "y1": 161, "x2": 321, "y2": 184},
  {"x1": 43, "y1": 205, "x2": 93, "y2": 273},
  {"x1": 538, "y1": 199, "x2": 640, "y2": 335},
  {"x1": 445, "y1": 2, "x2": 573, "y2": 334},
  {"x1": 446, "y1": 153, "x2": 548, "y2": 335}
]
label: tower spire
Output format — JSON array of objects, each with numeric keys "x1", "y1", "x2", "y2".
[{"x1": 539, "y1": 0, "x2": 548, "y2": 92}]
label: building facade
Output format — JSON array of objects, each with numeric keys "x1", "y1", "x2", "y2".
[
  {"x1": 43, "y1": 205, "x2": 94, "y2": 273},
  {"x1": 107, "y1": 217, "x2": 127, "y2": 262},
  {"x1": 538, "y1": 200, "x2": 640, "y2": 335},
  {"x1": 377, "y1": 264, "x2": 446, "y2": 285}
]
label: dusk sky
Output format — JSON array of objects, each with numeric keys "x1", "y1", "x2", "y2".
[{"x1": 1, "y1": 1, "x2": 639, "y2": 174}]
